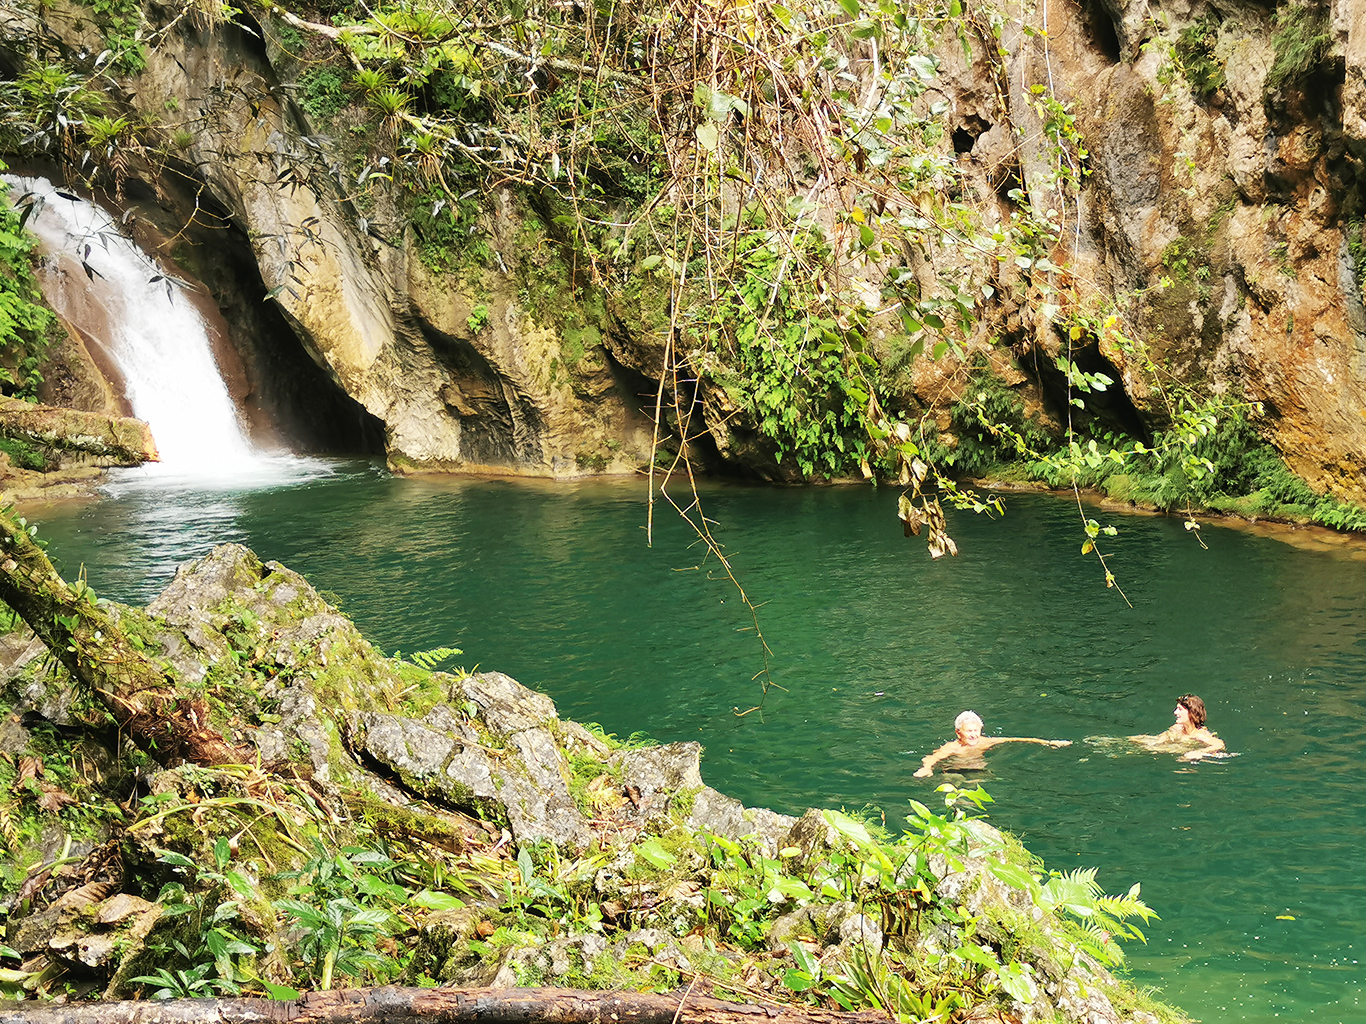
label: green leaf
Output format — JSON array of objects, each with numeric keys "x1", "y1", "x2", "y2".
[
  {"x1": 411, "y1": 890, "x2": 465, "y2": 911},
  {"x1": 836, "y1": 0, "x2": 860, "y2": 16},
  {"x1": 771, "y1": 876, "x2": 815, "y2": 900},
  {"x1": 988, "y1": 861, "x2": 1037, "y2": 890},
  {"x1": 957, "y1": 942, "x2": 999, "y2": 970},
  {"x1": 640, "y1": 254, "x2": 662, "y2": 270},
  {"x1": 823, "y1": 808, "x2": 872, "y2": 846},
  {"x1": 997, "y1": 962, "x2": 1035, "y2": 1003},
  {"x1": 633, "y1": 838, "x2": 678, "y2": 870},
  {"x1": 259, "y1": 979, "x2": 301, "y2": 1001}
]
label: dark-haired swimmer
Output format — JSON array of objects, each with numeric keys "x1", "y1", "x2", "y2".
[
  {"x1": 1130, "y1": 694, "x2": 1226, "y2": 762},
  {"x1": 914, "y1": 710, "x2": 1071, "y2": 778}
]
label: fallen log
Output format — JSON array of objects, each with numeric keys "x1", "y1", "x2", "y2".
[
  {"x1": 0, "y1": 396, "x2": 158, "y2": 465},
  {"x1": 0, "y1": 985, "x2": 893, "y2": 1024}
]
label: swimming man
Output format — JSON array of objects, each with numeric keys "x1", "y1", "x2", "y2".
[{"x1": 914, "y1": 710, "x2": 1072, "y2": 777}]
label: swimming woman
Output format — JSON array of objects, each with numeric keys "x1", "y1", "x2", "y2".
[
  {"x1": 914, "y1": 710, "x2": 1071, "y2": 777},
  {"x1": 1130, "y1": 694, "x2": 1226, "y2": 762}
]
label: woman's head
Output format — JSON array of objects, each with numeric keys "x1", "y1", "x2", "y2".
[{"x1": 1176, "y1": 694, "x2": 1207, "y2": 728}]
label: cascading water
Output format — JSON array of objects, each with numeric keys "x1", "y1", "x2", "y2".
[
  {"x1": 6, "y1": 176, "x2": 257, "y2": 472},
  {"x1": 5, "y1": 175, "x2": 341, "y2": 491}
]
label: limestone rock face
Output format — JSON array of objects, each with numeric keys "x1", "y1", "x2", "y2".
[{"x1": 16, "y1": 0, "x2": 1366, "y2": 494}]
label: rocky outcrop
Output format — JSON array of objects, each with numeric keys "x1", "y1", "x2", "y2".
[
  {"x1": 920, "y1": 0, "x2": 1366, "y2": 501},
  {"x1": 0, "y1": 538, "x2": 1180, "y2": 1022},
  {"x1": 0, "y1": 395, "x2": 157, "y2": 464}
]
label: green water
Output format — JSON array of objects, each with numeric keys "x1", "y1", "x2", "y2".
[{"x1": 31, "y1": 466, "x2": 1366, "y2": 1023}]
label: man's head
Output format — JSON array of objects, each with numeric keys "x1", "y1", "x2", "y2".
[
  {"x1": 954, "y1": 710, "x2": 983, "y2": 744},
  {"x1": 1176, "y1": 694, "x2": 1207, "y2": 728}
]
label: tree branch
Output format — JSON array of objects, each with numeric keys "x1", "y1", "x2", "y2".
[{"x1": 0, "y1": 986, "x2": 894, "y2": 1024}]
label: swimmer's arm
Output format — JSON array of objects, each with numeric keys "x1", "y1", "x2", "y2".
[
  {"x1": 1130, "y1": 726, "x2": 1179, "y2": 747},
  {"x1": 1181, "y1": 733, "x2": 1226, "y2": 761},
  {"x1": 913, "y1": 741, "x2": 961, "y2": 778},
  {"x1": 993, "y1": 736, "x2": 1073, "y2": 748}
]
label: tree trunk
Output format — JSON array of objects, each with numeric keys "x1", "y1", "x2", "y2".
[
  {"x1": 0, "y1": 986, "x2": 893, "y2": 1024},
  {"x1": 0, "y1": 397, "x2": 158, "y2": 464},
  {"x1": 0, "y1": 507, "x2": 247, "y2": 765}
]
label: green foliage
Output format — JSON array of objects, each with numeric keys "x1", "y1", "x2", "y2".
[
  {"x1": 133, "y1": 841, "x2": 263, "y2": 998},
  {"x1": 0, "y1": 437, "x2": 56, "y2": 471},
  {"x1": 273, "y1": 891, "x2": 395, "y2": 990},
  {"x1": 1266, "y1": 3, "x2": 1330, "y2": 94},
  {"x1": 1159, "y1": 237, "x2": 1203, "y2": 285},
  {"x1": 705, "y1": 230, "x2": 871, "y2": 478},
  {"x1": 80, "y1": 0, "x2": 148, "y2": 73},
  {"x1": 944, "y1": 362, "x2": 1051, "y2": 477},
  {"x1": 1174, "y1": 16, "x2": 1226, "y2": 99},
  {"x1": 408, "y1": 187, "x2": 488, "y2": 272},
  {"x1": 0, "y1": 171, "x2": 57, "y2": 401},
  {"x1": 298, "y1": 68, "x2": 348, "y2": 122},
  {"x1": 403, "y1": 645, "x2": 463, "y2": 671},
  {"x1": 465, "y1": 305, "x2": 490, "y2": 333}
]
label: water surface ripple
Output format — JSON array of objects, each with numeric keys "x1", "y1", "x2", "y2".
[{"x1": 31, "y1": 472, "x2": 1366, "y2": 1023}]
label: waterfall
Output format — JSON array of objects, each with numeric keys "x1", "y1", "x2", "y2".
[{"x1": 5, "y1": 175, "x2": 265, "y2": 479}]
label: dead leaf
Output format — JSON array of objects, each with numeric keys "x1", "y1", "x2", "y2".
[
  {"x1": 35, "y1": 784, "x2": 77, "y2": 813},
  {"x1": 16, "y1": 756, "x2": 43, "y2": 786}
]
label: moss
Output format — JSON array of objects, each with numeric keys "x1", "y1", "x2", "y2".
[
  {"x1": 1266, "y1": 3, "x2": 1330, "y2": 94},
  {"x1": 342, "y1": 792, "x2": 471, "y2": 852},
  {"x1": 670, "y1": 786, "x2": 701, "y2": 821}
]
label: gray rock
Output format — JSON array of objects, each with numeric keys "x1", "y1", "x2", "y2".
[
  {"x1": 686, "y1": 786, "x2": 795, "y2": 855},
  {"x1": 351, "y1": 711, "x2": 590, "y2": 850},
  {"x1": 461, "y1": 671, "x2": 558, "y2": 734},
  {"x1": 783, "y1": 808, "x2": 840, "y2": 873},
  {"x1": 837, "y1": 913, "x2": 883, "y2": 957},
  {"x1": 496, "y1": 728, "x2": 592, "y2": 850}
]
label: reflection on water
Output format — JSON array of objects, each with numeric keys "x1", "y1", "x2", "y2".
[{"x1": 29, "y1": 475, "x2": 1366, "y2": 1024}]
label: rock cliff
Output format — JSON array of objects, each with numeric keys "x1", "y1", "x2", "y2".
[{"x1": 4, "y1": 0, "x2": 1366, "y2": 498}]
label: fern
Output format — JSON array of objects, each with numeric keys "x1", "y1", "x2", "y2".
[{"x1": 405, "y1": 645, "x2": 463, "y2": 671}]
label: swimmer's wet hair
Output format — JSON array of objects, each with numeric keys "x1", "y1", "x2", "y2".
[
  {"x1": 1177, "y1": 694, "x2": 1207, "y2": 728},
  {"x1": 955, "y1": 710, "x2": 983, "y2": 731}
]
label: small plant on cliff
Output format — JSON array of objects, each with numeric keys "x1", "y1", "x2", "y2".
[
  {"x1": 466, "y1": 305, "x2": 490, "y2": 334},
  {"x1": 1266, "y1": 2, "x2": 1331, "y2": 94},
  {"x1": 1174, "y1": 16, "x2": 1226, "y2": 100},
  {"x1": 298, "y1": 68, "x2": 348, "y2": 123}
]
